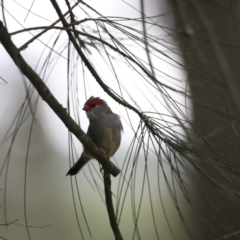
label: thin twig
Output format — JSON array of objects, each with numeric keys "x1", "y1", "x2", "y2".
[
  {"x1": 18, "y1": 0, "x2": 82, "y2": 52},
  {"x1": 11, "y1": 25, "x2": 185, "y2": 94},
  {"x1": 104, "y1": 173, "x2": 123, "y2": 240}
]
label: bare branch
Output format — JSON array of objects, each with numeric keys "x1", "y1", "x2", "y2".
[{"x1": 104, "y1": 174, "x2": 123, "y2": 240}]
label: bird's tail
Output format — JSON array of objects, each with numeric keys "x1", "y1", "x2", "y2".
[{"x1": 66, "y1": 153, "x2": 91, "y2": 176}]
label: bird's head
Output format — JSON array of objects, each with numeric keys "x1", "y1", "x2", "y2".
[{"x1": 83, "y1": 96, "x2": 110, "y2": 119}]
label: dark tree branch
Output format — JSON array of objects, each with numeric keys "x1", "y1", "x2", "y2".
[
  {"x1": 104, "y1": 174, "x2": 123, "y2": 240},
  {"x1": 0, "y1": 20, "x2": 120, "y2": 177}
]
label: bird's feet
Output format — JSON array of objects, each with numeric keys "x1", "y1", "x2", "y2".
[
  {"x1": 98, "y1": 148, "x2": 110, "y2": 177},
  {"x1": 99, "y1": 147, "x2": 106, "y2": 155}
]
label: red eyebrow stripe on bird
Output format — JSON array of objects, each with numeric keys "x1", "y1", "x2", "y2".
[
  {"x1": 91, "y1": 98, "x2": 105, "y2": 104},
  {"x1": 87, "y1": 98, "x2": 105, "y2": 108}
]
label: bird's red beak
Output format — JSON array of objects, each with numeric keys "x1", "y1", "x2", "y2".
[{"x1": 83, "y1": 105, "x2": 90, "y2": 111}]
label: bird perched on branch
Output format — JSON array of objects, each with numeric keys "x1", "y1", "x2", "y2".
[{"x1": 66, "y1": 96, "x2": 123, "y2": 176}]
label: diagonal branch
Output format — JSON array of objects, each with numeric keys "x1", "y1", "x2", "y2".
[
  {"x1": 49, "y1": 0, "x2": 135, "y2": 110},
  {"x1": 0, "y1": 20, "x2": 120, "y2": 177}
]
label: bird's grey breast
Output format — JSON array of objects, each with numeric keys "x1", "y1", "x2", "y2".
[{"x1": 87, "y1": 113, "x2": 122, "y2": 157}]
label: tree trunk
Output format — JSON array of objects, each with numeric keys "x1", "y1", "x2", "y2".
[{"x1": 170, "y1": 1, "x2": 240, "y2": 239}]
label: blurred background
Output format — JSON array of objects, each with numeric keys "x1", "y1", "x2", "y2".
[{"x1": 1, "y1": 1, "x2": 240, "y2": 240}]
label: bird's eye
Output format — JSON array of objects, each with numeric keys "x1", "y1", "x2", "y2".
[{"x1": 92, "y1": 104, "x2": 96, "y2": 108}]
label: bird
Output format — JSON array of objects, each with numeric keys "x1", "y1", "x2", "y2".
[{"x1": 66, "y1": 96, "x2": 123, "y2": 176}]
